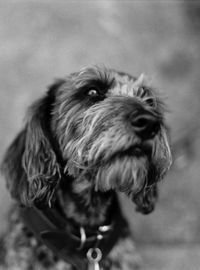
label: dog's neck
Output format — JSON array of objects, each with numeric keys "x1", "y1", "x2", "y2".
[{"x1": 57, "y1": 177, "x2": 115, "y2": 228}]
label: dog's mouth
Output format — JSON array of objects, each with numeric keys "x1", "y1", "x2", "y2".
[{"x1": 110, "y1": 144, "x2": 151, "y2": 161}]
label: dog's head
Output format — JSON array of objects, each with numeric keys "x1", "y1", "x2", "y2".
[{"x1": 1, "y1": 66, "x2": 172, "y2": 214}]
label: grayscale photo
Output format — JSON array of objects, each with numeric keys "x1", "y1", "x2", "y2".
[{"x1": 0, "y1": 1, "x2": 200, "y2": 270}]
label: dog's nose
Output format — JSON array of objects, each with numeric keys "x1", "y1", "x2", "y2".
[{"x1": 131, "y1": 113, "x2": 160, "y2": 139}]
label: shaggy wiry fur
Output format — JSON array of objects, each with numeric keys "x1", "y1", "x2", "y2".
[{"x1": 0, "y1": 66, "x2": 172, "y2": 270}]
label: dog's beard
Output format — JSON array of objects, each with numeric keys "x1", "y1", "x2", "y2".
[
  {"x1": 95, "y1": 155, "x2": 148, "y2": 195},
  {"x1": 94, "y1": 138, "x2": 171, "y2": 198},
  {"x1": 64, "y1": 133, "x2": 171, "y2": 200}
]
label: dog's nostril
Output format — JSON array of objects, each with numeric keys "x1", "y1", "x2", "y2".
[
  {"x1": 133, "y1": 118, "x2": 149, "y2": 128},
  {"x1": 131, "y1": 114, "x2": 160, "y2": 139}
]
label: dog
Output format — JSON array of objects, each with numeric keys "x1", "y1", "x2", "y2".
[{"x1": 0, "y1": 66, "x2": 172, "y2": 270}]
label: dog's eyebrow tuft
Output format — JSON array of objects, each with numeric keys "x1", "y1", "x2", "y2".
[{"x1": 73, "y1": 66, "x2": 115, "y2": 93}]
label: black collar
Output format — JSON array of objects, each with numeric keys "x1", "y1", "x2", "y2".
[{"x1": 20, "y1": 201, "x2": 127, "y2": 270}]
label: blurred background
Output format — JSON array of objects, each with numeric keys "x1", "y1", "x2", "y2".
[{"x1": 0, "y1": 1, "x2": 200, "y2": 269}]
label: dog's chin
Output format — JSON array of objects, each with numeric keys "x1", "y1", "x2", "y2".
[
  {"x1": 65, "y1": 141, "x2": 170, "y2": 196},
  {"x1": 94, "y1": 153, "x2": 149, "y2": 195}
]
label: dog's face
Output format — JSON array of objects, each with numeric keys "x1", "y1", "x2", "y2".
[{"x1": 1, "y1": 66, "x2": 172, "y2": 214}]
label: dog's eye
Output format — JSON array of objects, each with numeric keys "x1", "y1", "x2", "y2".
[
  {"x1": 138, "y1": 87, "x2": 156, "y2": 108},
  {"x1": 86, "y1": 88, "x2": 105, "y2": 102},
  {"x1": 145, "y1": 97, "x2": 155, "y2": 107},
  {"x1": 87, "y1": 89, "x2": 99, "y2": 97}
]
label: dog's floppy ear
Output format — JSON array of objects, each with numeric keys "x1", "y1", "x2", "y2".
[
  {"x1": 1, "y1": 129, "x2": 27, "y2": 203},
  {"x1": 133, "y1": 184, "x2": 158, "y2": 215},
  {"x1": 1, "y1": 80, "x2": 65, "y2": 207}
]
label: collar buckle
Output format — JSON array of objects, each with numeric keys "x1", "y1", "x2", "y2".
[
  {"x1": 77, "y1": 226, "x2": 87, "y2": 250},
  {"x1": 77, "y1": 224, "x2": 113, "y2": 250}
]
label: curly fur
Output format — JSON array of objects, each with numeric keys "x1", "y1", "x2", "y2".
[{"x1": 0, "y1": 66, "x2": 172, "y2": 269}]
